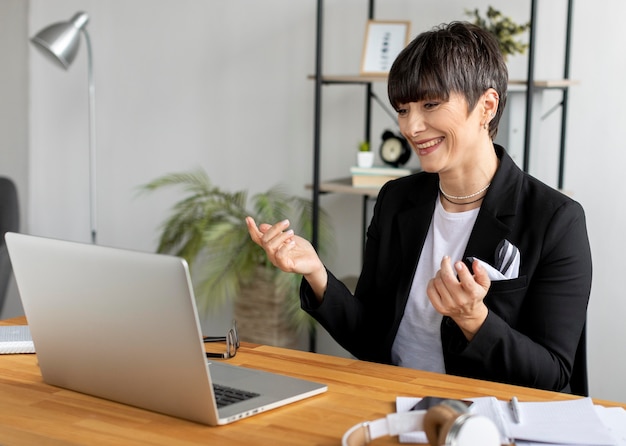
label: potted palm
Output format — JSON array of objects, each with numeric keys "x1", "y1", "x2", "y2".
[{"x1": 140, "y1": 169, "x2": 334, "y2": 348}]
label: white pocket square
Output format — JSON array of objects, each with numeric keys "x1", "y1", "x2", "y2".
[
  {"x1": 467, "y1": 257, "x2": 508, "y2": 281},
  {"x1": 494, "y1": 239, "x2": 520, "y2": 279},
  {"x1": 468, "y1": 240, "x2": 520, "y2": 281}
]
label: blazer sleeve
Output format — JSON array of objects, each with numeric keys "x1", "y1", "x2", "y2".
[
  {"x1": 300, "y1": 179, "x2": 415, "y2": 363},
  {"x1": 442, "y1": 199, "x2": 592, "y2": 392},
  {"x1": 301, "y1": 269, "x2": 388, "y2": 361}
]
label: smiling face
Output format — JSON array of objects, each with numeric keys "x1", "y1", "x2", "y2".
[
  {"x1": 387, "y1": 22, "x2": 508, "y2": 142},
  {"x1": 396, "y1": 92, "x2": 490, "y2": 174}
]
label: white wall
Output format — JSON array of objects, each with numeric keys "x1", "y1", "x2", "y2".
[
  {"x1": 567, "y1": 0, "x2": 626, "y2": 404},
  {"x1": 1, "y1": 0, "x2": 624, "y2": 403}
]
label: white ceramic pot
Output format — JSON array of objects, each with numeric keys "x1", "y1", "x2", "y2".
[{"x1": 357, "y1": 151, "x2": 375, "y2": 168}]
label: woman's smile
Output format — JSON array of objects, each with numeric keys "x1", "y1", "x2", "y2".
[{"x1": 414, "y1": 137, "x2": 444, "y2": 156}]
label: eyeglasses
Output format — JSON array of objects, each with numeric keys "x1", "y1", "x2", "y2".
[{"x1": 203, "y1": 320, "x2": 239, "y2": 359}]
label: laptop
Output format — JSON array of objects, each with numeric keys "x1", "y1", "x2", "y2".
[{"x1": 4, "y1": 232, "x2": 327, "y2": 425}]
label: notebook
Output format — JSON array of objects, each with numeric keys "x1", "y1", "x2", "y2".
[
  {"x1": 0, "y1": 325, "x2": 35, "y2": 354},
  {"x1": 4, "y1": 232, "x2": 327, "y2": 425}
]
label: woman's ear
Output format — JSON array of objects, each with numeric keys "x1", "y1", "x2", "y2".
[{"x1": 483, "y1": 88, "x2": 500, "y2": 119}]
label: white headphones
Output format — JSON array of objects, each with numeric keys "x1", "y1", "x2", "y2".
[{"x1": 342, "y1": 399, "x2": 501, "y2": 446}]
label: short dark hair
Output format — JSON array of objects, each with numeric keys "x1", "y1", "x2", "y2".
[{"x1": 388, "y1": 21, "x2": 508, "y2": 139}]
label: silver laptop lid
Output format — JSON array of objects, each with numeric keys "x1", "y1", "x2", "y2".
[{"x1": 5, "y1": 232, "x2": 220, "y2": 425}]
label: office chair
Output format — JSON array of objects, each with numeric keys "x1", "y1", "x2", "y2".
[{"x1": 0, "y1": 177, "x2": 19, "y2": 313}]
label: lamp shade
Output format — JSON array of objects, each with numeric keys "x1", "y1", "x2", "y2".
[{"x1": 31, "y1": 12, "x2": 89, "y2": 70}]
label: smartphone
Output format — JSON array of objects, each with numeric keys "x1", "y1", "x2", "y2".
[{"x1": 410, "y1": 396, "x2": 473, "y2": 411}]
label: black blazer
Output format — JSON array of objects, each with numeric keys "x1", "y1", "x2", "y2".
[{"x1": 302, "y1": 145, "x2": 592, "y2": 394}]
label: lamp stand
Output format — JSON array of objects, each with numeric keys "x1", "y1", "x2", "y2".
[{"x1": 84, "y1": 29, "x2": 97, "y2": 244}]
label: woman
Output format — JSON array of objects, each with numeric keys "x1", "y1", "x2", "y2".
[{"x1": 246, "y1": 22, "x2": 591, "y2": 394}]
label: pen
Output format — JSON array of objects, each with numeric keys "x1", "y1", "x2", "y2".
[{"x1": 509, "y1": 396, "x2": 522, "y2": 424}]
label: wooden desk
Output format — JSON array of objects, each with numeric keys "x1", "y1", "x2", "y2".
[{"x1": 0, "y1": 317, "x2": 623, "y2": 445}]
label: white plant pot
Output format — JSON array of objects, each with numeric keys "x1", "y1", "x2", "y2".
[{"x1": 357, "y1": 151, "x2": 375, "y2": 168}]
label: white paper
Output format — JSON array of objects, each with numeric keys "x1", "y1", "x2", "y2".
[
  {"x1": 0, "y1": 325, "x2": 35, "y2": 354},
  {"x1": 515, "y1": 405, "x2": 626, "y2": 446},
  {"x1": 595, "y1": 406, "x2": 626, "y2": 445},
  {"x1": 396, "y1": 397, "x2": 428, "y2": 444},
  {"x1": 506, "y1": 397, "x2": 615, "y2": 445}
]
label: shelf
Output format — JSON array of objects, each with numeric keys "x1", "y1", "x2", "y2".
[
  {"x1": 307, "y1": 177, "x2": 380, "y2": 197},
  {"x1": 508, "y1": 79, "x2": 579, "y2": 89},
  {"x1": 309, "y1": 74, "x2": 578, "y2": 89},
  {"x1": 308, "y1": 74, "x2": 387, "y2": 84}
]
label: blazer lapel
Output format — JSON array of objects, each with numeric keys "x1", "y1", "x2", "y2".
[
  {"x1": 464, "y1": 146, "x2": 522, "y2": 265},
  {"x1": 396, "y1": 175, "x2": 438, "y2": 298},
  {"x1": 464, "y1": 210, "x2": 510, "y2": 263}
]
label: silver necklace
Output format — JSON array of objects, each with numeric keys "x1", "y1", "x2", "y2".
[{"x1": 438, "y1": 181, "x2": 491, "y2": 200}]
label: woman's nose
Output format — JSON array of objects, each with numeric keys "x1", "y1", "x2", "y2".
[{"x1": 402, "y1": 110, "x2": 426, "y2": 138}]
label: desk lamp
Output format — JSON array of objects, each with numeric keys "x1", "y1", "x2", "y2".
[{"x1": 31, "y1": 11, "x2": 98, "y2": 244}]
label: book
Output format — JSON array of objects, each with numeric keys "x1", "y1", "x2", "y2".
[
  {"x1": 0, "y1": 325, "x2": 35, "y2": 354},
  {"x1": 350, "y1": 165, "x2": 418, "y2": 188}
]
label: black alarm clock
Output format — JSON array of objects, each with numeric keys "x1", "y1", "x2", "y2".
[{"x1": 379, "y1": 130, "x2": 411, "y2": 167}]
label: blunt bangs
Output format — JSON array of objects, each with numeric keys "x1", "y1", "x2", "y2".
[{"x1": 388, "y1": 36, "x2": 454, "y2": 110}]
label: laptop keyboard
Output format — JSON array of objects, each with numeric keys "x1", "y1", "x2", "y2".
[{"x1": 213, "y1": 383, "x2": 260, "y2": 408}]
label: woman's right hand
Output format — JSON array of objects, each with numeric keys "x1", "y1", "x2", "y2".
[{"x1": 246, "y1": 217, "x2": 328, "y2": 298}]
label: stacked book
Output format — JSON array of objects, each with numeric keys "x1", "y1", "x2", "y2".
[{"x1": 350, "y1": 166, "x2": 418, "y2": 188}]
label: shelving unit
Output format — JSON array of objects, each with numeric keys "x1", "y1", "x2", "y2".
[
  {"x1": 523, "y1": 0, "x2": 575, "y2": 186},
  {"x1": 309, "y1": 0, "x2": 575, "y2": 250},
  {"x1": 310, "y1": 0, "x2": 379, "y2": 257}
]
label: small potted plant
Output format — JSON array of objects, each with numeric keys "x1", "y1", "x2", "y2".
[
  {"x1": 465, "y1": 6, "x2": 531, "y2": 60},
  {"x1": 357, "y1": 140, "x2": 375, "y2": 168},
  {"x1": 140, "y1": 169, "x2": 335, "y2": 348}
]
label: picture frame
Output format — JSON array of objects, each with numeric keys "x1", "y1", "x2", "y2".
[{"x1": 360, "y1": 20, "x2": 411, "y2": 76}]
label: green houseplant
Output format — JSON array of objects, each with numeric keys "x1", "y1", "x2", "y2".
[
  {"x1": 466, "y1": 6, "x2": 531, "y2": 60},
  {"x1": 140, "y1": 169, "x2": 334, "y2": 348}
]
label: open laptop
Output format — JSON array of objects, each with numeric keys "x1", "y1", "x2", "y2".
[{"x1": 4, "y1": 232, "x2": 327, "y2": 425}]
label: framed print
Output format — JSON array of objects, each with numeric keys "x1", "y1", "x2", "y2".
[{"x1": 360, "y1": 20, "x2": 411, "y2": 76}]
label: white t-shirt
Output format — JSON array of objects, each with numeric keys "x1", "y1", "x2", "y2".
[{"x1": 391, "y1": 197, "x2": 479, "y2": 372}]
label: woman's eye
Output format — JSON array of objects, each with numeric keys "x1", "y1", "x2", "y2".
[
  {"x1": 423, "y1": 102, "x2": 439, "y2": 110},
  {"x1": 396, "y1": 107, "x2": 408, "y2": 116}
]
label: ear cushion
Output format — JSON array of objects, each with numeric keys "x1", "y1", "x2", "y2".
[
  {"x1": 423, "y1": 401, "x2": 501, "y2": 446},
  {"x1": 423, "y1": 403, "x2": 461, "y2": 446},
  {"x1": 451, "y1": 414, "x2": 501, "y2": 446}
]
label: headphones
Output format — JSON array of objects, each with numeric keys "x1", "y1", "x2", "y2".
[{"x1": 342, "y1": 399, "x2": 501, "y2": 446}]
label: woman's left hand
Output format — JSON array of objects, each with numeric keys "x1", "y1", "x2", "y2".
[{"x1": 427, "y1": 256, "x2": 491, "y2": 340}]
